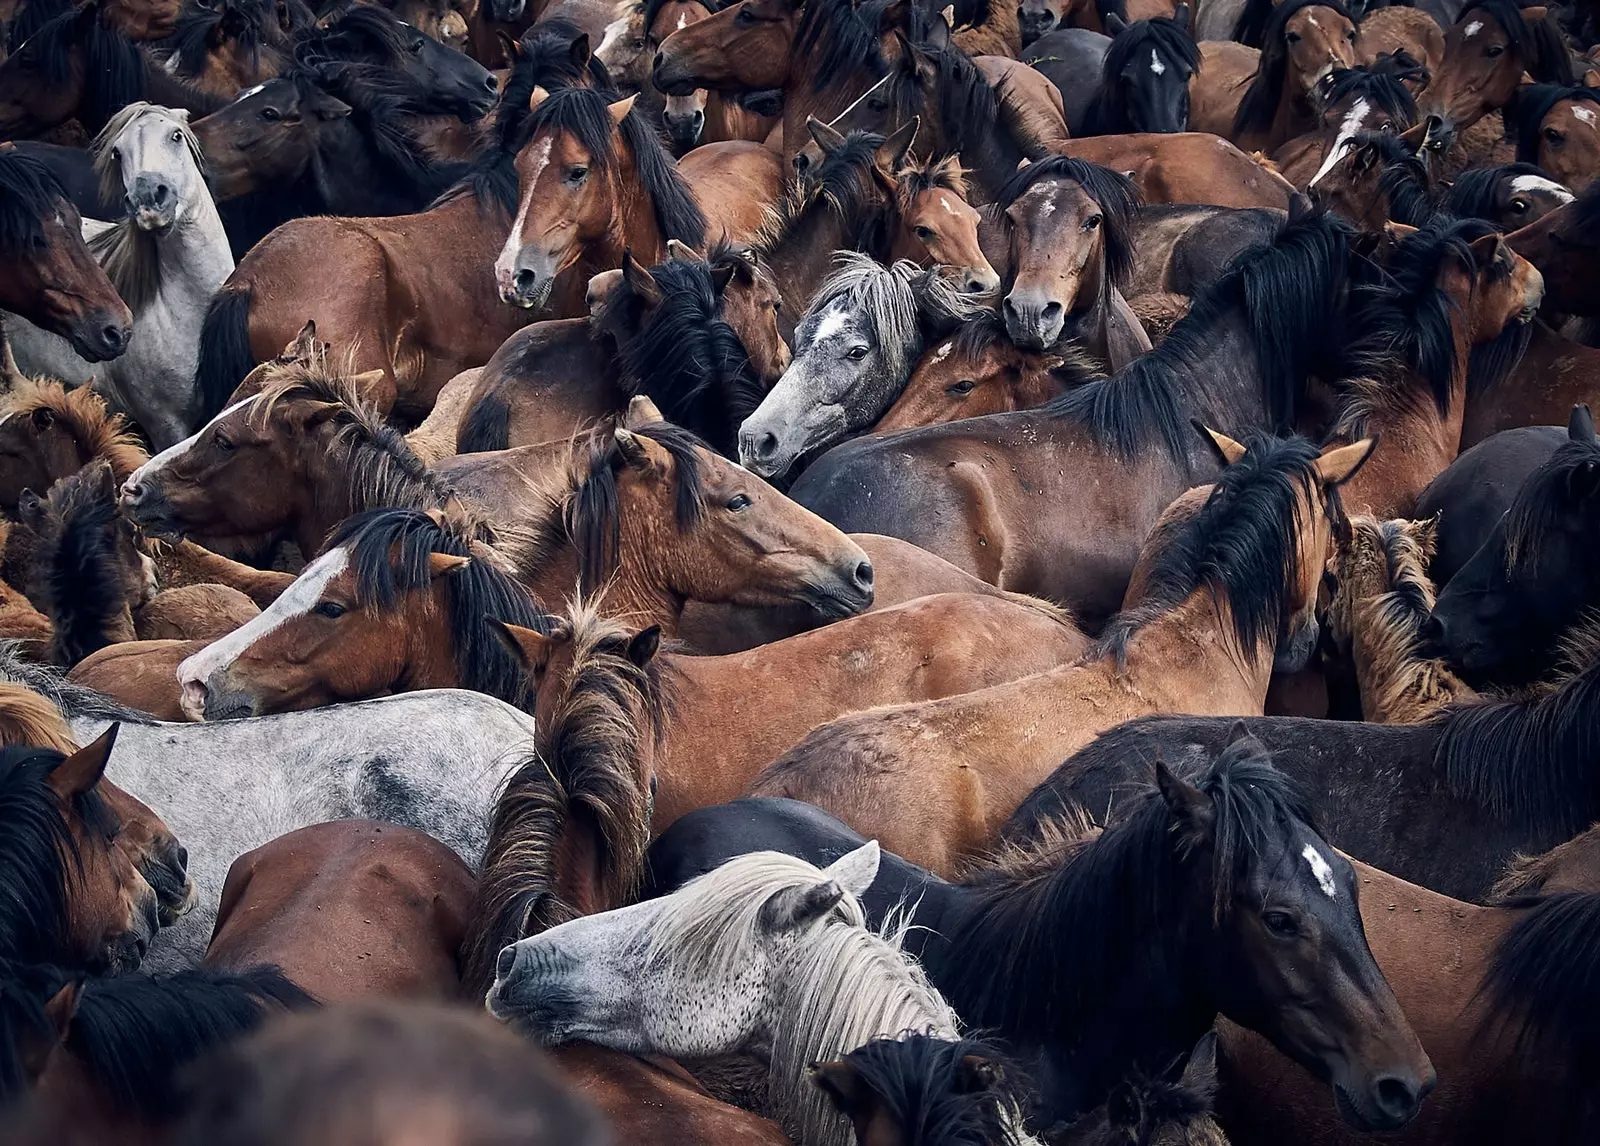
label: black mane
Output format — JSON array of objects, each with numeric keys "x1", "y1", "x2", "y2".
[
  {"x1": 327, "y1": 508, "x2": 551, "y2": 710},
  {"x1": 615, "y1": 258, "x2": 766, "y2": 458},
  {"x1": 796, "y1": 0, "x2": 896, "y2": 93},
  {"x1": 1080, "y1": 17, "x2": 1200, "y2": 135},
  {"x1": 293, "y1": 2, "x2": 415, "y2": 67},
  {"x1": 1097, "y1": 433, "x2": 1326, "y2": 668},
  {"x1": 16, "y1": 6, "x2": 145, "y2": 134},
  {"x1": 885, "y1": 37, "x2": 1003, "y2": 162},
  {"x1": 24, "y1": 464, "x2": 133, "y2": 667},
  {"x1": 936, "y1": 735, "x2": 1316, "y2": 1038},
  {"x1": 165, "y1": 0, "x2": 294, "y2": 79},
  {"x1": 0, "y1": 150, "x2": 68, "y2": 254},
  {"x1": 827, "y1": 1034, "x2": 1030, "y2": 1146},
  {"x1": 1462, "y1": 0, "x2": 1574, "y2": 85},
  {"x1": 1235, "y1": 0, "x2": 1355, "y2": 138},
  {"x1": 568, "y1": 421, "x2": 708, "y2": 594},
  {"x1": 998, "y1": 157, "x2": 1138, "y2": 291},
  {"x1": 1444, "y1": 162, "x2": 1551, "y2": 222},
  {"x1": 1505, "y1": 84, "x2": 1600, "y2": 166},
  {"x1": 1501, "y1": 431, "x2": 1600, "y2": 576},
  {"x1": 1321, "y1": 65, "x2": 1417, "y2": 129},
  {"x1": 1343, "y1": 131, "x2": 1438, "y2": 225},
  {"x1": 5, "y1": 0, "x2": 70, "y2": 52}
]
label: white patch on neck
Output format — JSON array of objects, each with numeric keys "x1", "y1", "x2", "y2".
[
  {"x1": 1510, "y1": 172, "x2": 1574, "y2": 200},
  {"x1": 1302, "y1": 844, "x2": 1337, "y2": 898},
  {"x1": 809, "y1": 306, "x2": 852, "y2": 348},
  {"x1": 1308, "y1": 97, "x2": 1370, "y2": 188},
  {"x1": 126, "y1": 396, "x2": 260, "y2": 491},
  {"x1": 495, "y1": 136, "x2": 554, "y2": 277},
  {"x1": 1463, "y1": 18, "x2": 1483, "y2": 37},
  {"x1": 1573, "y1": 105, "x2": 1597, "y2": 127},
  {"x1": 1150, "y1": 48, "x2": 1166, "y2": 75},
  {"x1": 177, "y1": 546, "x2": 351, "y2": 685},
  {"x1": 930, "y1": 340, "x2": 954, "y2": 363}
]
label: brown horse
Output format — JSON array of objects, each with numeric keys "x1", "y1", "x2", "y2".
[
  {"x1": 1305, "y1": 124, "x2": 1435, "y2": 231},
  {"x1": 204, "y1": 819, "x2": 477, "y2": 1002},
  {"x1": 1358, "y1": 7, "x2": 1445, "y2": 79},
  {"x1": 648, "y1": 0, "x2": 777, "y2": 152},
  {"x1": 1230, "y1": 0, "x2": 1361, "y2": 154},
  {"x1": 1504, "y1": 84, "x2": 1600, "y2": 201},
  {"x1": 1271, "y1": 65, "x2": 1418, "y2": 189},
  {"x1": 882, "y1": 148, "x2": 999, "y2": 295},
  {"x1": 0, "y1": 149, "x2": 132, "y2": 365},
  {"x1": 873, "y1": 310, "x2": 1102, "y2": 432},
  {"x1": 493, "y1": 585, "x2": 1090, "y2": 833},
  {"x1": 67, "y1": 638, "x2": 199, "y2": 720},
  {"x1": 752, "y1": 431, "x2": 1371, "y2": 877},
  {"x1": 1052, "y1": 133, "x2": 1294, "y2": 209},
  {"x1": 1019, "y1": 0, "x2": 1176, "y2": 41},
  {"x1": 1463, "y1": 320, "x2": 1600, "y2": 447},
  {"x1": 1507, "y1": 179, "x2": 1600, "y2": 319},
  {"x1": 0, "y1": 376, "x2": 148, "y2": 515}
]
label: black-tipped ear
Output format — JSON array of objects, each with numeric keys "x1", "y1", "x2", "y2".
[
  {"x1": 626, "y1": 625, "x2": 661, "y2": 668},
  {"x1": 1569, "y1": 403, "x2": 1595, "y2": 443},
  {"x1": 812, "y1": 1059, "x2": 871, "y2": 1116},
  {"x1": 709, "y1": 259, "x2": 736, "y2": 295},
  {"x1": 1171, "y1": 1, "x2": 1190, "y2": 31},
  {"x1": 1155, "y1": 756, "x2": 1213, "y2": 835}
]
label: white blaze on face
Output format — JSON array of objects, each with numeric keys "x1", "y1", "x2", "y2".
[
  {"x1": 1462, "y1": 18, "x2": 1483, "y2": 37},
  {"x1": 930, "y1": 340, "x2": 954, "y2": 363},
  {"x1": 596, "y1": 15, "x2": 631, "y2": 62},
  {"x1": 676, "y1": 11, "x2": 689, "y2": 29},
  {"x1": 1150, "y1": 48, "x2": 1166, "y2": 75},
  {"x1": 176, "y1": 545, "x2": 352, "y2": 688},
  {"x1": 125, "y1": 396, "x2": 261, "y2": 494},
  {"x1": 938, "y1": 192, "x2": 962, "y2": 217},
  {"x1": 808, "y1": 305, "x2": 852, "y2": 351},
  {"x1": 234, "y1": 82, "x2": 269, "y2": 104},
  {"x1": 1308, "y1": 97, "x2": 1370, "y2": 188},
  {"x1": 1573, "y1": 105, "x2": 1597, "y2": 127},
  {"x1": 1302, "y1": 843, "x2": 1337, "y2": 898},
  {"x1": 1510, "y1": 172, "x2": 1575, "y2": 201},
  {"x1": 495, "y1": 136, "x2": 554, "y2": 283}
]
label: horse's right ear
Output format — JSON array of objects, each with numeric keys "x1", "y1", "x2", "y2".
[
  {"x1": 759, "y1": 879, "x2": 845, "y2": 931},
  {"x1": 1569, "y1": 403, "x2": 1596, "y2": 443},
  {"x1": 876, "y1": 116, "x2": 920, "y2": 172},
  {"x1": 1104, "y1": 11, "x2": 1127, "y2": 33},
  {"x1": 1180, "y1": 1029, "x2": 1220, "y2": 1099},
  {"x1": 957, "y1": 1055, "x2": 1003, "y2": 1092},
  {"x1": 16, "y1": 489, "x2": 45, "y2": 531},
  {"x1": 626, "y1": 625, "x2": 661, "y2": 668},
  {"x1": 485, "y1": 618, "x2": 559, "y2": 684},
  {"x1": 569, "y1": 31, "x2": 592, "y2": 68},
  {"x1": 1313, "y1": 437, "x2": 1377, "y2": 486},
  {"x1": 806, "y1": 116, "x2": 847, "y2": 155},
  {"x1": 42, "y1": 979, "x2": 82, "y2": 1044},
  {"x1": 286, "y1": 320, "x2": 318, "y2": 363},
  {"x1": 497, "y1": 29, "x2": 521, "y2": 63},
  {"x1": 1397, "y1": 117, "x2": 1432, "y2": 153},
  {"x1": 821, "y1": 839, "x2": 879, "y2": 897},
  {"x1": 1171, "y1": 1, "x2": 1190, "y2": 31},
  {"x1": 811, "y1": 1059, "x2": 872, "y2": 1118},
  {"x1": 1155, "y1": 756, "x2": 1213, "y2": 839},
  {"x1": 622, "y1": 250, "x2": 664, "y2": 308},
  {"x1": 623, "y1": 394, "x2": 665, "y2": 428},
  {"x1": 613, "y1": 427, "x2": 671, "y2": 477},
  {"x1": 1193, "y1": 421, "x2": 1247, "y2": 465},
  {"x1": 607, "y1": 94, "x2": 637, "y2": 125},
  {"x1": 48, "y1": 724, "x2": 118, "y2": 800},
  {"x1": 666, "y1": 238, "x2": 704, "y2": 262}
]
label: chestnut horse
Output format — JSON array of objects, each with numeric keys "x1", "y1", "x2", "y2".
[
  {"x1": 492, "y1": 585, "x2": 1090, "y2": 833},
  {"x1": 1508, "y1": 178, "x2": 1600, "y2": 319},
  {"x1": 1504, "y1": 84, "x2": 1600, "y2": 199},
  {"x1": 752, "y1": 431, "x2": 1372, "y2": 876},
  {"x1": 647, "y1": 0, "x2": 776, "y2": 152},
  {"x1": 1222, "y1": 0, "x2": 1361, "y2": 154},
  {"x1": 1052, "y1": 132, "x2": 1294, "y2": 209},
  {"x1": 0, "y1": 149, "x2": 132, "y2": 366}
]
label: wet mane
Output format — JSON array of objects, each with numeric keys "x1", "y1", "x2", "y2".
[
  {"x1": 1235, "y1": 0, "x2": 1355, "y2": 138},
  {"x1": 935, "y1": 735, "x2": 1317, "y2": 1038},
  {"x1": 19, "y1": 6, "x2": 146, "y2": 132},
  {"x1": 1080, "y1": 17, "x2": 1200, "y2": 135},
  {"x1": 0, "y1": 149, "x2": 69, "y2": 255},
  {"x1": 518, "y1": 86, "x2": 707, "y2": 247},
  {"x1": 465, "y1": 599, "x2": 660, "y2": 991},
  {"x1": 0, "y1": 378, "x2": 149, "y2": 483},
  {"x1": 1444, "y1": 162, "x2": 1559, "y2": 222},
  {"x1": 1461, "y1": 0, "x2": 1574, "y2": 85},
  {"x1": 1096, "y1": 433, "x2": 1328, "y2": 669},
  {"x1": 325, "y1": 507, "x2": 550, "y2": 708},
  {"x1": 997, "y1": 157, "x2": 1138, "y2": 291},
  {"x1": 1505, "y1": 84, "x2": 1600, "y2": 165}
]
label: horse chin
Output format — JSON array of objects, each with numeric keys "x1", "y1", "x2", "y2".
[
  {"x1": 133, "y1": 207, "x2": 177, "y2": 233},
  {"x1": 800, "y1": 581, "x2": 872, "y2": 620}
]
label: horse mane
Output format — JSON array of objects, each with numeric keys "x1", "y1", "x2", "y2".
[
  {"x1": 823, "y1": 1033, "x2": 1029, "y2": 1146},
  {"x1": 0, "y1": 642, "x2": 150, "y2": 724},
  {"x1": 1045, "y1": 209, "x2": 1351, "y2": 457},
  {"x1": 5, "y1": 0, "x2": 70, "y2": 52},
  {"x1": 888, "y1": 37, "x2": 1002, "y2": 162},
  {"x1": 938, "y1": 733, "x2": 1316, "y2": 1037},
  {"x1": 25, "y1": 5, "x2": 146, "y2": 132},
  {"x1": 892, "y1": 151, "x2": 967, "y2": 217},
  {"x1": 324, "y1": 507, "x2": 549, "y2": 708},
  {"x1": 1231, "y1": 0, "x2": 1275, "y2": 45},
  {"x1": 0, "y1": 684, "x2": 76, "y2": 753},
  {"x1": 1501, "y1": 431, "x2": 1600, "y2": 572},
  {"x1": 0, "y1": 378, "x2": 149, "y2": 483},
  {"x1": 295, "y1": 61, "x2": 450, "y2": 195},
  {"x1": 1081, "y1": 17, "x2": 1200, "y2": 136},
  {"x1": 796, "y1": 0, "x2": 895, "y2": 94},
  {"x1": 997, "y1": 157, "x2": 1138, "y2": 292},
  {"x1": 615, "y1": 257, "x2": 765, "y2": 458},
  {"x1": 1352, "y1": 131, "x2": 1438, "y2": 225},
  {"x1": 60, "y1": 965, "x2": 312, "y2": 1118},
  {"x1": 1463, "y1": 0, "x2": 1574, "y2": 85},
  {"x1": 86, "y1": 104, "x2": 207, "y2": 311},
  {"x1": 464, "y1": 599, "x2": 660, "y2": 993},
  {"x1": 165, "y1": 0, "x2": 290, "y2": 79},
  {"x1": 23, "y1": 462, "x2": 133, "y2": 667},
  {"x1": 799, "y1": 252, "x2": 931, "y2": 386},
  {"x1": 1320, "y1": 65, "x2": 1417, "y2": 129},
  {"x1": 945, "y1": 309, "x2": 1105, "y2": 387},
  {"x1": 434, "y1": 19, "x2": 609, "y2": 219},
  {"x1": 0, "y1": 149, "x2": 69, "y2": 255},
  {"x1": 1444, "y1": 162, "x2": 1557, "y2": 222},
  {"x1": 1235, "y1": 0, "x2": 1355, "y2": 138},
  {"x1": 1335, "y1": 216, "x2": 1505, "y2": 433},
  {"x1": 293, "y1": 1, "x2": 416, "y2": 67},
  {"x1": 755, "y1": 129, "x2": 888, "y2": 256},
  {"x1": 1096, "y1": 433, "x2": 1327, "y2": 669},
  {"x1": 1505, "y1": 84, "x2": 1600, "y2": 165}
]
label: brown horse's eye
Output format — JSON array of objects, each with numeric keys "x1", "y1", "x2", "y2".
[
  {"x1": 1485, "y1": 43, "x2": 1504, "y2": 57},
  {"x1": 313, "y1": 601, "x2": 346, "y2": 619},
  {"x1": 567, "y1": 165, "x2": 589, "y2": 183},
  {"x1": 1083, "y1": 214, "x2": 1102, "y2": 232},
  {"x1": 734, "y1": 6, "x2": 756, "y2": 24},
  {"x1": 914, "y1": 225, "x2": 934, "y2": 241},
  {"x1": 1346, "y1": 29, "x2": 1356, "y2": 40},
  {"x1": 947, "y1": 379, "x2": 976, "y2": 395},
  {"x1": 1544, "y1": 125, "x2": 1564, "y2": 145},
  {"x1": 213, "y1": 432, "x2": 235, "y2": 452},
  {"x1": 725, "y1": 494, "x2": 752, "y2": 511},
  {"x1": 1286, "y1": 30, "x2": 1301, "y2": 42}
]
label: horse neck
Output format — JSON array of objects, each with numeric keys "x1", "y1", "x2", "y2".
[
  {"x1": 1166, "y1": 308, "x2": 1282, "y2": 466},
  {"x1": 1058, "y1": 260, "x2": 1113, "y2": 365},
  {"x1": 607, "y1": 150, "x2": 670, "y2": 270},
  {"x1": 155, "y1": 184, "x2": 234, "y2": 301},
  {"x1": 398, "y1": 587, "x2": 465, "y2": 690},
  {"x1": 1115, "y1": 588, "x2": 1280, "y2": 712}
]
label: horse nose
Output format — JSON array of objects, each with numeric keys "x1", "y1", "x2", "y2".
[
  {"x1": 97, "y1": 322, "x2": 131, "y2": 357},
  {"x1": 1372, "y1": 1075, "x2": 1426, "y2": 1127},
  {"x1": 175, "y1": 845, "x2": 189, "y2": 871},
  {"x1": 122, "y1": 478, "x2": 147, "y2": 508},
  {"x1": 484, "y1": 72, "x2": 500, "y2": 93},
  {"x1": 852, "y1": 560, "x2": 874, "y2": 593},
  {"x1": 496, "y1": 944, "x2": 519, "y2": 982},
  {"x1": 748, "y1": 431, "x2": 780, "y2": 463},
  {"x1": 514, "y1": 268, "x2": 537, "y2": 294},
  {"x1": 180, "y1": 676, "x2": 210, "y2": 722}
]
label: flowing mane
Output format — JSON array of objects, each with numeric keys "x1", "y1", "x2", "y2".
[
  {"x1": 884, "y1": 37, "x2": 1002, "y2": 163},
  {"x1": 18, "y1": 6, "x2": 145, "y2": 132},
  {"x1": 754, "y1": 128, "x2": 888, "y2": 256},
  {"x1": 1501, "y1": 431, "x2": 1600, "y2": 571},
  {"x1": 997, "y1": 157, "x2": 1138, "y2": 291},
  {"x1": 795, "y1": 0, "x2": 898, "y2": 94},
  {"x1": 1080, "y1": 17, "x2": 1200, "y2": 135},
  {"x1": 1234, "y1": 0, "x2": 1355, "y2": 138},
  {"x1": 0, "y1": 378, "x2": 149, "y2": 483},
  {"x1": 0, "y1": 642, "x2": 150, "y2": 724},
  {"x1": 465, "y1": 600, "x2": 660, "y2": 990},
  {"x1": 164, "y1": 0, "x2": 300, "y2": 79},
  {"x1": 1095, "y1": 433, "x2": 1329, "y2": 669},
  {"x1": 22, "y1": 461, "x2": 134, "y2": 667},
  {"x1": 0, "y1": 150, "x2": 68, "y2": 255}
]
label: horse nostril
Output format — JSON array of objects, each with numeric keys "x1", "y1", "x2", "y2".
[
  {"x1": 124, "y1": 480, "x2": 145, "y2": 504},
  {"x1": 513, "y1": 268, "x2": 535, "y2": 292},
  {"x1": 484, "y1": 74, "x2": 500, "y2": 92},
  {"x1": 102, "y1": 324, "x2": 128, "y2": 352},
  {"x1": 1040, "y1": 301, "x2": 1063, "y2": 322},
  {"x1": 652, "y1": 51, "x2": 667, "y2": 73},
  {"x1": 496, "y1": 945, "x2": 518, "y2": 981},
  {"x1": 853, "y1": 560, "x2": 874, "y2": 591},
  {"x1": 156, "y1": 182, "x2": 172, "y2": 202},
  {"x1": 754, "y1": 431, "x2": 779, "y2": 460},
  {"x1": 1374, "y1": 1076, "x2": 1420, "y2": 1121},
  {"x1": 175, "y1": 846, "x2": 188, "y2": 870}
]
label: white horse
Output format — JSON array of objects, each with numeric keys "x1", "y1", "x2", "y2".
[
  {"x1": 489, "y1": 843, "x2": 1042, "y2": 1146},
  {"x1": 3, "y1": 103, "x2": 233, "y2": 449}
]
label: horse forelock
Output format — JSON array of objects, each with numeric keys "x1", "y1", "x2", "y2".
[
  {"x1": 1103, "y1": 16, "x2": 1200, "y2": 84},
  {"x1": 91, "y1": 101, "x2": 208, "y2": 206},
  {"x1": 829, "y1": 1034, "x2": 1029, "y2": 1146},
  {"x1": 996, "y1": 158, "x2": 1139, "y2": 291},
  {"x1": 803, "y1": 252, "x2": 924, "y2": 381},
  {"x1": 0, "y1": 151, "x2": 68, "y2": 254},
  {"x1": 0, "y1": 379, "x2": 148, "y2": 483},
  {"x1": 1322, "y1": 67, "x2": 1417, "y2": 129}
]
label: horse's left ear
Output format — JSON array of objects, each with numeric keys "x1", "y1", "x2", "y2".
[
  {"x1": 627, "y1": 625, "x2": 661, "y2": 668},
  {"x1": 607, "y1": 94, "x2": 637, "y2": 125},
  {"x1": 1468, "y1": 231, "x2": 1507, "y2": 268},
  {"x1": 1155, "y1": 756, "x2": 1213, "y2": 839},
  {"x1": 569, "y1": 31, "x2": 592, "y2": 69},
  {"x1": 760, "y1": 878, "x2": 845, "y2": 931},
  {"x1": 876, "y1": 116, "x2": 920, "y2": 172},
  {"x1": 1180, "y1": 1029, "x2": 1220, "y2": 1099},
  {"x1": 1171, "y1": 1, "x2": 1190, "y2": 31},
  {"x1": 812, "y1": 1059, "x2": 872, "y2": 1118},
  {"x1": 820, "y1": 839, "x2": 879, "y2": 897},
  {"x1": 956, "y1": 1055, "x2": 1003, "y2": 1092},
  {"x1": 1313, "y1": 437, "x2": 1377, "y2": 486},
  {"x1": 623, "y1": 394, "x2": 664, "y2": 428},
  {"x1": 485, "y1": 618, "x2": 559, "y2": 682},
  {"x1": 1193, "y1": 421, "x2": 1247, "y2": 465},
  {"x1": 622, "y1": 250, "x2": 664, "y2": 308},
  {"x1": 666, "y1": 238, "x2": 704, "y2": 262},
  {"x1": 613, "y1": 427, "x2": 673, "y2": 478},
  {"x1": 16, "y1": 489, "x2": 45, "y2": 532},
  {"x1": 709, "y1": 259, "x2": 736, "y2": 294},
  {"x1": 1104, "y1": 10, "x2": 1128, "y2": 33},
  {"x1": 48, "y1": 724, "x2": 118, "y2": 800},
  {"x1": 428, "y1": 552, "x2": 471, "y2": 578}
]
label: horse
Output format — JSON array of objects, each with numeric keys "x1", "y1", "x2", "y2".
[
  {"x1": 1052, "y1": 10, "x2": 1199, "y2": 137},
  {"x1": 0, "y1": 377, "x2": 149, "y2": 516},
  {"x1": 0, "y1": 150, "x2": 132, "y2": 367},
  {"x1": 204, "y1": 819, "x2": 477, "y2": 1002},
  {"x1": 0, "y1": 963, "x2": 309, "y2": 1145},
  {"x1": 3, "y1": 104, "x2": 232, "y2": 449},
  {"x1": 1444, "y1": 163, "x2": 1572, "y2": 229},
  {"x1": 1221, "y1": 0, "x2": 1362, "y2": 154},
  {"x1": 872, "y1": 310, "x2": 1103, "y2": 432},
  {"x1": 173, "y1": 1002, "x2": 612, "y2": 1146},
  {"x1": 1017, "y1": 0, "x2": 1178, "y2": 43},
  {"x1": 1465, "y1": 312, "x2": 1600, "y2": 446},
  {"x1": 992, "y1": 156, "x2": 1149, "y2": 369},
  {"x1": 786, "y1": 208, "x2": 1352, "y2": 625},
  {"x1": 1306, "y1": 127, "x2": 1437, "y2": 230},
  {"x1": 492, "y1": 586, "x2": 1089, "y2": 832},
  {"x1": 1508, "y1": 177, "x2": 1600, "y2": 319},
  {"x1": 1052, "y1": 132, "x2": 1294, "y2": 210},
  {"x1": 1503, "y1": 83, "x2": 1600, "y2": 197},
  {"x1": 1427, "y1": 405, "x2": 1600, "y2": 688},
  {"x1": 649, "y1": 729, "x2": 1435, "y2": 1132},
  {"x1": 154, "y1": 0, "x2": 302, "y2": 99},
  {"x1": 646, "y1": 0, "x2": 776, "y2": 153},
  {"x1": 1273, "y1": 65, "x2": 1417, "y2": 189},
  {"x1": 0, "y1": 1, "x2": 222, "y2": 140},
  {"x1": 1417, "y1": 0, "x2": 1574, "y2": 154},
  {"x1": 738, "y1": 251, "x2": 983, "y2": 479},
  {"x1": 1056, "y1": 1032, "x2": 1229, "y2": 1146}
]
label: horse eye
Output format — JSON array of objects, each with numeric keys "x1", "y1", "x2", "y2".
[
  {"x1": 914, "y1": 225, "x2": 934, "y2": 240},
  {"x1": 313, "y1": 601, "x2": 346, "y2": 619},
  {"x1": 568, "y1": 165, "x2": 589, "y2": 182},
  {"x1": 409, "y1": 37, "x2": 425, "y2": 53},
  {"x1": 1263, "y1": 911, "x2": 1300, "y2": 938},
  {"x1": 947, "y1": 379, "x2": 976, "y2": 395},
  {"x1": 1485, "y1": 43, "x2": 1503, "y2": 56},
  {"x1": 734, "y1": 6, "x2": 755, "y2": 23},
  {"x1": 1510, "y1": 198, "x2": 1529, "y2": 212},
  {"x1": 725, "y1": 493, "x2": 752, "y2": 511},
  {"x1": 213, "y1": 432, "x2": 234, "y2": 452},
  {"x1": 770, "y1": 298, "x2": 781, "y2": 313},
  {"x1": 262, "y1": 106, "x2": 281, "y2": 121},
  {"x1": 171, "y1": 129, "x2": 183, "y2": 142},
  {"x1": 1544, "y1": 126, "x2": 1563, "y2": 144},
  {"x1": 1286, "y1": 30, "x2": 1301, "y2": 42},
  {"x1": 1083, "y1": 214, "x2": 1103, "y2": 232},
  {"x1": 846, "y1": 345, "x2": 869, "y2": 360}
]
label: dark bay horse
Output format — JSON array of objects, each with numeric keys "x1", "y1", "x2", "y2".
[
  {"x1": 1463, "y1": 320, "x2": 1600, "y2": 447},
  {"x1": 649, "y1": 730, "x2": 1435, "y2": 1133},
  {"x1": 787, "y1": 209, "x2": 1353, "y2": 624},
  {"x1": 1227, "y1": 0, "x2": 1361, "y2": 154},
  {"x1": 1076, "y1": 11, "x2": 1200, "y2": 136},
  {"x1": 1444, "y1": 163, "x2": 1573, "y2": 231},
  {"x1": 0, "y1": 150, "x2": 132, "y2": 365},
  {"x1": 1504, "y1": 83, "x2": 1600, "y2": 194},
  {"x1": 1508, "y1": 177, "x2": 1600, "y2": 319}
]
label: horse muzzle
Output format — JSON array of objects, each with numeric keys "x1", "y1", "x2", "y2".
[
  {"x1": 652, "y1": 52, "x2": 703, "y2": 98},
  {"x1": 497, "y1": 261, "x2": 557, "y2": 311},
  {"x1": 66, "y1": 307, "x2": 134, "y2": 364},
  {"x1": 1003, "y1": 287, "x2": 1068, "y2": 351},
  {"x1": 1017, "y1": 6, "x2": 1057, "y2": 44}
]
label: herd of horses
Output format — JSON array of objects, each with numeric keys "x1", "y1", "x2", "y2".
[{"x1": 0, "y1": 0, "x2": 1598, "y2": 1136}]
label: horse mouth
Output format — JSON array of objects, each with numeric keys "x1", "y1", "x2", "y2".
[{"x1": 801, "y1": 581, "x2": 872, "y2": 619}]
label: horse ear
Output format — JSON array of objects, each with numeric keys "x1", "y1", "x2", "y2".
[
  {"x1": 1107, "y1": 1081, "x2": 1143, "y2": 1129},
  {"x1": 1519, "y1": 5, "x2": 1548, "y2": 23},
  {"x1": 940, "y1": 4, "x2": 955, "y2": 28},
  {"x1": 812, "y1": 1060, "x2": 874, "y2": 1120},
  {"x1": 1468, "y1": 231, "x2": 1506, "y2": 268},
  {"x1": 806, "y1": 116, "x2": 848, "y2": 155},
  {"x1": 529, "y1": 85, "x2": 551, "y2": 112},
  {"x1": 623, "y1": 394, "x2": 665, "y2": 428},
  {"x1": 876, "y1": 116, "x2": 920, "y2": 172},
  {"x1": 607, "y1": 94, "x2": 637, "y2": 125},
  {"x1": 311, "y1": 93, "x2": 352, "y2": 121},
  {"x1": 957, "y1": 1054, "x2": 1003, "y2": 1092},
  {"x1": 627, "y1": 625, "x2": 661, "y2": 668},
  {"x1": 1383, "y1": 221, "x2": 1419, "y2": 245},
  {"x1": 759, "y1": 878, "x2": 845, "y2": 932},
  {"x1": 485, "y1": 618, "x2": 558, "y2": 681},
  {"x1": 1286, "y1": 191, "x2": 1314, "y2": 223},
  {"x1": 287, "y1": 320, "x2": 319, "y2": 363},
  {"x1": 29, "y1": 406, "x2": 53, "y2": 431},
  {"x1": 1172, "y1": 1, "x2": 1190, "y2": 31},
  {"x1": 1193, "y1": 421, "x2": 1247, "y2": 465},
  {"x1": 569, "y1": 32, "x2": 592, "y2": 68},
  {"x1": 820, "y1": 839, "x2": 879, "y2": 897},
  {"x1": 1397, "y1": 117, "x2": 1431, "y2": 152},
  {"x1": 48, "y1": 724, "x2": 118, "y2": 800},
  {"x1": 42, "y1": 979, "x2": 82, "y2": 1045},
  {"x1": 622, "y1": 250, "x2": 664, "y2": 308},
  {"x1": 1313, "y1": 437, "x2": 1377, "y2": 486},
  {"x1": 427, "y1": 552, "x2": 471, "y2": 578},
  {"x1": 296, "y1": 400, "x2": 344, "y2": 427},
  {"x1": 16, "y1": 489, "x2": 45, "y2": 532},
  {"x1": 1412, "y1": 513, "x2": 1440, "y2": 562},
  {"x1": 1180, "y1": 1029, "x2": 1220, "y2": 1099},
  {"x1": 497, "y1": 29, "x2": 521, "y2": 64},
  {"x1": 1104, "y1": 11, "x2": 1128, "y2": 33},
  {"x1": 613, "y1": 427, "x2": 671, "y2": 475},
  {"x1": 709, "y1": 259, "x2": 737, "y2": 294},
  {"x1": 666, "y1": 238, "x2": 704, "y2": 262},
  {"x1": 1569, "y1": 403, "x2": 1596, "y2": 443},
  {"x1": 1156, "y1": 756, "x2": 1214, "y2": 840}
]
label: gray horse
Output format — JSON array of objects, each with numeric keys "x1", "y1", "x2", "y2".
[{"x1": 3, "y1": 650, "x2": 535, "y2": 972}]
